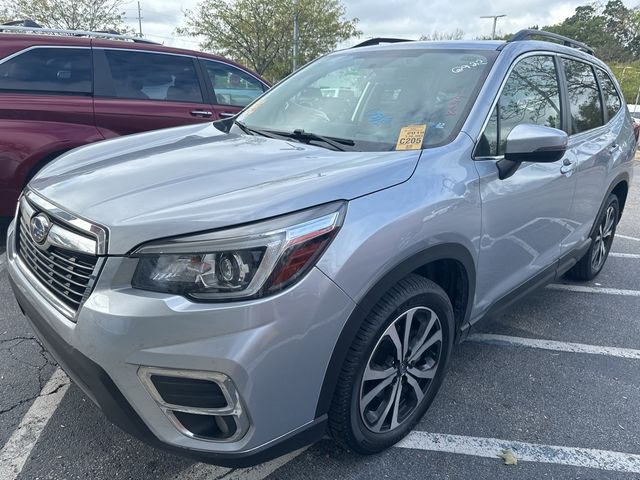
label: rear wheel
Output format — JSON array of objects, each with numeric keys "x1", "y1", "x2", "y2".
[
  {"x1": 328, "y1": 275, "x2": 454, "y2": 453},
  {"x1": 566, "y1": 194, "x2": 619, "y2": 281}
]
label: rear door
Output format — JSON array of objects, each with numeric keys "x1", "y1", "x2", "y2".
[
  {"x1": 199, "y1": 59, "x2": 267, "y2": 119},
  {"x1": 93, "y1": 48, "x2": 214, "y2": 138},
  {"x1": 563, "y1": 61, "x2": 625, "y2": 245},
  {"x1": 473, "y1": 54, "x2": 577, "y2": 312}
]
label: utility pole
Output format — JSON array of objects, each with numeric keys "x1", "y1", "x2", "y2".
[
  {"x1": 137, "y1": 1, "x2": 143, "y2": 38},
  {"x1": 292, "y1": 0, "x2": 299, "y2": 72},
  {"x1": 480, "y1": 14, "x2": 506, "y2": 40}
]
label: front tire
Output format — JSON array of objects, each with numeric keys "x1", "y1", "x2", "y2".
[
  {"x1": 328, "y1": 275, "x2": 454, "y2": 454},
  {"x1": 566, "y1": 194, "x2": 619, "y2": 281}
]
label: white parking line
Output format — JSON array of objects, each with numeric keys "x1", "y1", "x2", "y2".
[
  {"x1": 167, "y1": 448, "x2": 307, "y2": 480},
  {"x1": 0, "y1": 368, "x2": 69, "y2": 480},
  {"x1": 616, "y1": 234, "x2": 640, "y2": 242},
  {"x1": 610, "y1": 252, "x2": 640, "y2": 259},
  {"x1": 467, "y1": 333, "x2": 640, "y2": 360},
  {"x1": 396, "y1": 432, "x2": 640, "y2": 474},
  {"x1": 547, "y1": 284, "x2": 640, "y2": 297}
]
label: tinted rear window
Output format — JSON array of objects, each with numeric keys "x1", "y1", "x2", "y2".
[
  {"x1": 596, "y1": 69, "x2": 622, "y2": 120},
  {"x1": 0, "y1": 47, "x2": 91, "y2": 94},
  {"x1": 562, "y1": 59, "x2": 604, "y2": 134},
  {"x1": 102, "y1": 50, "x2": 203, "y2": 103}
]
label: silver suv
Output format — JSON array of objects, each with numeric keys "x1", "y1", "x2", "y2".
[{"x1": 6, "y1": 30, "x2": 635, "y2": 466}]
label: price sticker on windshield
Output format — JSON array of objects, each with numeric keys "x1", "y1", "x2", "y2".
[{"x1": 396, "y1": 125, "x2": 427, "y2": 150}]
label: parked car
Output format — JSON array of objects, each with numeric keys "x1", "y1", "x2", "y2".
[
  {"x1": 6, "y1": 30, "x2": 635, "y2": 466},
  {"x1": 0, "y1": 24, "x2": 269, "y2": 217}
]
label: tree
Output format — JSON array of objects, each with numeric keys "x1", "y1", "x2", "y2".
[
  {"x1": 178, "y1": 0, "x2": 361, "y2": 82},
  {"x1": 420, "y1": 29, "x2": 464, "y2": 41},
  {"x1": 542, "y1": 0, "x2": 640, "y2": 62},
  {"x1": 0, "y1": 0, "x2": 130, "y2": 33}
]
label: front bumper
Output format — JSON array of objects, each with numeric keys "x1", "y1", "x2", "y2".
[{"x1": 6, "y1": 220, "x2": 356, "y2": 466}]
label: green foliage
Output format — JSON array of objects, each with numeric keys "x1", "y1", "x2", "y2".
[
  {"x1": 178, "y1": 0, "x2": 361, "y2": 82},
  {"x1": 0, "y1": 0, "x2": 131, "y2": 33}
]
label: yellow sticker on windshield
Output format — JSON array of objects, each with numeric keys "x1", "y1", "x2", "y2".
[{"x1": 396, "y1": 125, "x2": 427, "y2": 150}]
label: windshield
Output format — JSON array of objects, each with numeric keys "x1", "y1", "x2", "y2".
[{"x1": 236, "y1": 48, "x2": 497, "y2": 152}]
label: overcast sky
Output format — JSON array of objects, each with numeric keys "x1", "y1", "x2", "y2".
[{"x1": 121, "y1": 0, "x2": 637, "y2": 50}]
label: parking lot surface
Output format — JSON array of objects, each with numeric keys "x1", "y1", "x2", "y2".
[{"x1": 1, "y1": 163, "x2": 639, "y2": 479}]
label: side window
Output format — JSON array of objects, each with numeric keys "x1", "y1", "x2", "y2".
[
  {"x1": 0, "y1": 47, "x2": 91, "y2": 94},
  {"x1": 596, "y1": 69, "x2": 622, "y2": 120},
  {"x1": 477, "y1": 55, "x2": 561, "y2": 156},
  {"x1": 202, "y1": 60, "x2": 265, "y2": 107},
  {"x1": 102, "y1": 50, "x2": 203, "y2": 103},
  {"x1": 562, "y1": 59, "x2": 604, "y2": 134}
]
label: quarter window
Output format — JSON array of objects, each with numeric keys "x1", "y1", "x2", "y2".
[
  {"x1": 562, "y1": 59, "x2": 604, "y2": 134},
  {"x1": 202, "y1": 60, "x2": 265, "y2": 107},
  {"x1": 0, "y1": 47, "x2": 91, "y2": 94},
  {"x1": 477, "y1": 55, "x2": 561, "y2": 157},
  {"x1": 102, "y1": 50, "x2": 203, "y2": 103},
  {"x1": 596, "y1": 69, "x2": 622, "y2": 120}
]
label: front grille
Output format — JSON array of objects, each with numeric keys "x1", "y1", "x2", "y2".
[{"x1": 16, "y1": 207, "x2": 98, "y2": 315}]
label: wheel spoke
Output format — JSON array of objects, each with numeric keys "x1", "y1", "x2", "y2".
[
  {"x1": 402, "y1": 308, "x2": 417, "y2": 359},
  {"x1": 410, "y1": 329, "x2": 442, "y2": 363},
  {"x1": 360, "y1": 374, "x2": 396, "y2": 411},
  {"x1": 407, "y1": 364, "x2": 436, "y2": 380},
  {"x1": 387, "y1": 323, "x2": 403, "y2": 362},
  {"x1": 408, "y1": 312, "x2": 435, "y2": 361},
  {"x1": 405, "y1": 373, "x2": 425, "y2": 404},
  {"x1": 371, "y1": 380, "x2": 399, "y2": 432},
  {"x1": 390, "y1": 380, "x2": 403, "y2": 430},
  {"x1": 603, "y1": 207, "x2": 615, "y2": 238},
  {"x1": 363, "y1": 364, "x2": 396, "y2": 382}
]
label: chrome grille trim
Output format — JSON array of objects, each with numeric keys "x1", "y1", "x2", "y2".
[{"x1": 15, "y1": 193, "x2": 107, "y2": 320}]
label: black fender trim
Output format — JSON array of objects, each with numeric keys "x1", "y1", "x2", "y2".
[
  {"x1": 591, "y1": 172, "x2": 630, "y2": 236},
  {"x1": 314, "y1": 243, "x2": 476, "y2": 418}
]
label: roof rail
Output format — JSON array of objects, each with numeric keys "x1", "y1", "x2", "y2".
[
  {"x1": 3, "y1": 19, "x2": 42, "y2": 28},
  {"x1": 352, "y1": 37, "x2": 412, "y2": 48},
  {"x1": 0, "y1": 23, "x2": 160, "y2": 45},
  {"x1": 508, "y1": 29, "x2": 595, "y2": 56}
]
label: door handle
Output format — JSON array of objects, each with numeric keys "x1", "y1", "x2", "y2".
[
  {"x1": 560, "y1": 158, "x2": 575, "y2": 175},
  {"x1": 218, "y1": 112, "x2": 236, "y2": 119},
  {"x1": 190, "y1": 110, "x2": 213, "y2": 118},
  {"x1": 608, "y1": 143, "x2": 620, "y2": 154}
]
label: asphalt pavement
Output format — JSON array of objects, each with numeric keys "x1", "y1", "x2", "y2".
[{"x1": 1, "y1": 163, "x2": 639, "y2": 479}]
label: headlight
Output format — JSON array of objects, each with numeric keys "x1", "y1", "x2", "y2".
[{"x1": 131, "y1": 202, "x2": 346, "y2": 300}]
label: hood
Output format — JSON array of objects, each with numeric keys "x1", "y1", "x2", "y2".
[{"x1": 31, "y1": 123, "x2": 421, "y2": 254}]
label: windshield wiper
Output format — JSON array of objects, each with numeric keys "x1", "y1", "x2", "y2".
[
  {"x1": 234, "y1": 120, "x2": 285, "y2": 140},
  {"x1": 235, "y1": 122, "x2": 355, "y2": 152},
  {"x1": 288, "y1": 129, "x2": 355, "y2": 151}
]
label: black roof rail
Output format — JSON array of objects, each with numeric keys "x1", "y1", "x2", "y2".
[
  {"x1": 2, "y1": 19, "x2": 42, "y2": 28},
  {"x1": 352, "y1": 37, "x2": 412, "y2": 48},
  {"x1": 507, "y1": 29, "x2": 595, "y2": 56}
]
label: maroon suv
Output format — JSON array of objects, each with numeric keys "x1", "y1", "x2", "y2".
[{"x1": 0, "y1": 28, "x2": 269, "y2": 216}]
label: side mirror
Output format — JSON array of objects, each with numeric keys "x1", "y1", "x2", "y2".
[{"x1": 497, "y1": 124, "x2": 568, "y2": 180}]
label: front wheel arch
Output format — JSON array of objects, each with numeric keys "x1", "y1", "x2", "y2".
[{"x1": 314, "y1": 243, "x2": 475, "y2": 419}]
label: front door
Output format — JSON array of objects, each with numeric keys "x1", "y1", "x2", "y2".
[{"x1": 473, "y1": 54, "x2": 577, "y2": 314}]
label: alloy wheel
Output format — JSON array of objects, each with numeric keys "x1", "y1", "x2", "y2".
[
  {"x1": 359, "y1": 306, "x2": 442, "y2": 433},
  {"x1": 591, "y1": 205, "x2": 616, "y2": 271}
]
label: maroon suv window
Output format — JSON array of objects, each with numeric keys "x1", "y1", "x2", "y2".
[
  {"x1": 0, "y1": 47, "x2": 91, "y2": 94},
  {"x1": 102, "y1": 50, "x2": 203, "y2": 103}
]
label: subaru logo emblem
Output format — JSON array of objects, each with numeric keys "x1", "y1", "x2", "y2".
[{"x1": 30, "y1": 214, "x2": 51, "y2": 244}]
